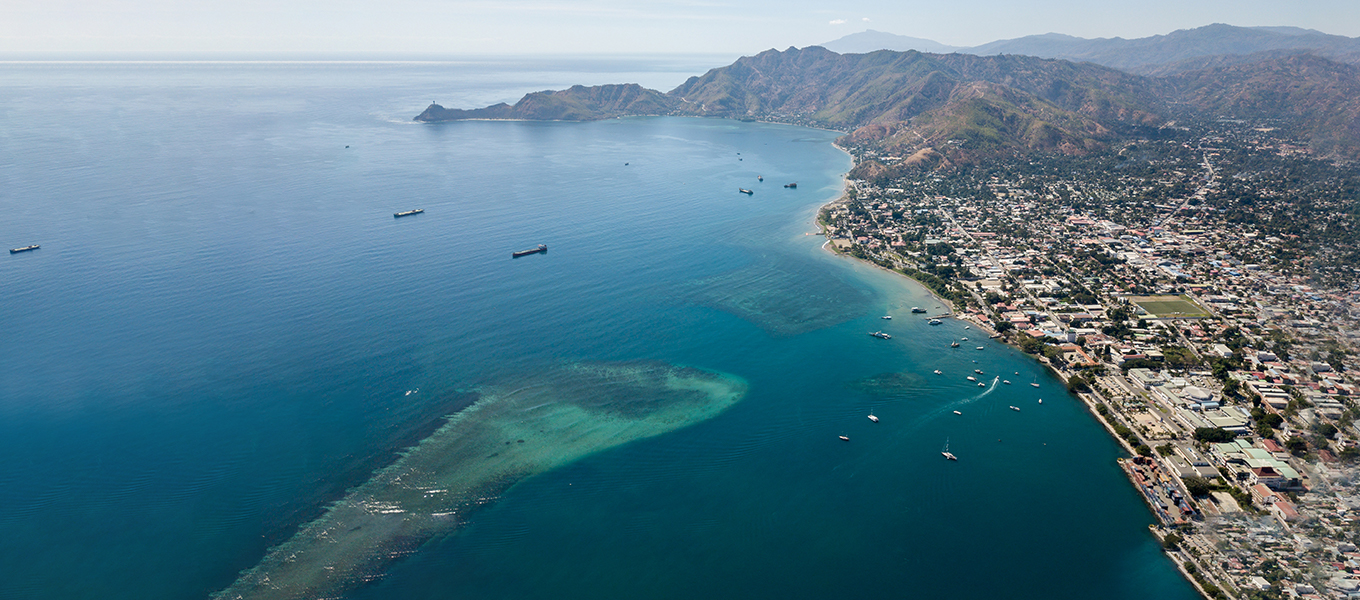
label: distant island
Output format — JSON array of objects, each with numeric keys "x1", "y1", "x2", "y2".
[{"x1": 416, "y1": 24, "x2": 1360, "y2": 164}]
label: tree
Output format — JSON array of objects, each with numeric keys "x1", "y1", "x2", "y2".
[
  {"x1": 1136, "y1": 444, "x2": 1152, "y2": 457},
  {"x1": 1156, "y1": 444, "x2": 1174, "y2": 457},
  {"x1": 1284, "y1": 436, "x2": 1308, "y2": 456},
  {"x1": 1183, "y1": 476, "x2": 1212, "y2": 497},
  {"x1": 1318, "y1": 423, "x2": 1338, "y2": 439},
  {"x1": 1194, "y1": 427, "x2": 1236, "y2": 443}
]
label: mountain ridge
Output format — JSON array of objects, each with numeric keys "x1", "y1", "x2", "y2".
[{"x1": 415, "y1": 45, "x2": 1360, "y2": 165}]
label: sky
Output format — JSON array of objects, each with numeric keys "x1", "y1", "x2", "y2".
[{"x1": 1, "y1": 0, "x2": 1356, "y2": 56}]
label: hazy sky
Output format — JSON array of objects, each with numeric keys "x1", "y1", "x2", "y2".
[{"x1": 2, "y1": 0, "x2": 1356, "y2": 55}]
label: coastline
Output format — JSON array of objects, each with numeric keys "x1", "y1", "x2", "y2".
[
  {"x1": 814, "y1": 139, "x2": 1214, "y2": 598},
  {"x1": 816, "y1": 141, "x2": 961, "y2": 315}
]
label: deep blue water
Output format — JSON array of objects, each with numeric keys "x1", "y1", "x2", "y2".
[{"x1": 0, "y1": 60, "x2": 1198, "y2": 599}]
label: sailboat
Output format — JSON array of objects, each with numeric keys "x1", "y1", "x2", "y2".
[
  {"x1": 942, "y1": 438, "x2": 958, "y2": 461},
  {"x1": 950, "y1": 340, "x2": 960, "y2": 348},
  {"x1": 1030, "y1": 376, "x2": 1040, "y2": 388}
]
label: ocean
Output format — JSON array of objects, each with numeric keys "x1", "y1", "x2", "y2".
[{"x1": 0, "y1": 58, "x2": 1199, "y2": 600}]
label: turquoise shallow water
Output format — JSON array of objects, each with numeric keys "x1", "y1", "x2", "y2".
[{"x1": 0, "y1": 60, "x2": 1198, "y2": 599}]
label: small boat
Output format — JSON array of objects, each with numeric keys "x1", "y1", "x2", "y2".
[
  {"x1": 1010, "y1": 406, "x2": 1020, "y2": 411},
  {"x1": 1038, "y1": 399, "x2": 1044, "y2": 404},
  {"x1": 839, "y1": 435, "x2": 850, "y2": 441},
  {"x1": 739, "y1": 188, "x2": 753, "y2": 195},
  {"x1": 512, "y1": 244, "x2": 548, "y2": 258},
  {"x1": 978, "y1": 382, "x2": 986, "y2": 387},
  {"x1": 10, "y1": 244, "x2": 39, "y2": 254},
  {"x1": 966, "y1": 376, "x2": 976, "y2": 382},
  {"x1": 868, "y1": 414, "x2": 879, "y2": 423},
  {"x1": 942, "y1": 438, "x2": 957, "y2": 460},
  {"x1": 950, "y1": 341, "x2": 960, "y2": 348},
  {"x1": 911, "y1": 307, "x2": 927, "y2": 313},
  {"x1": 1002, "y1": 380, "x2": 1011, "y2": 385},
  {"x1": 758, "y1": 175, "x2": 763, "y2": 182},
  {"x1": 393, "y1": 209, "x2": 424, "y2": 217},
  {"x1": 976, "y1": 346, "x2": 984, "y2": 350},
  {"x1": 928, "y1": 319, "x2": 942, "y2": 325},
  {"x1": 933, "y1": 370, "x2": 942, "y2": 375},
  {"x1": 1030, "y1": 378, "x2": 1040, "y2": 387},
  {"x1": 964, "y1": 325, "x2": 971, "y2": 329},
  {"x1": 869, "y1": 331, "x2": 891, "y2": 339},
  {"x1": 784, "y1": 182, "x2": 797, "y2": 188},
  {"x1": 974, "y1": 369, "x2": 983, "y2": 374},
  {"x1": 961, "y1": 337, "x2": 968, "y2": 341},
  {"x1": 953, "y1": 410, "x2": 962, "y2": 415},
  {"x1": 881, "y1": 315, "x2": 892, "y2": 320}
]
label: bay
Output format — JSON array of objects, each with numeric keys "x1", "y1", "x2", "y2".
[{"x1": 0, "y1": 59, "x2": 1198, "y2": 599}]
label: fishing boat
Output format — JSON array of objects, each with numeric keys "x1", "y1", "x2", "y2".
[
  {"x1": 784, "y1": 182, "x2": 797, "y2": 188},
  {"x1": 942, "y1": 438, "x2": 957, "y2": 461}
]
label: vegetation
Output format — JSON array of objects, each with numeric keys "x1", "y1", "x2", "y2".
[{"x1": 1193, "y1": 428, "x2": 1236, "y2": 444}]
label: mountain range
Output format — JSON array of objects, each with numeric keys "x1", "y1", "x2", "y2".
[
  {"x1": 820, "y1": 23, "x2": 1360, "y2": 74},
  {"x1": 415, "y1": 25, "x2": 1360, "y2": 169}
]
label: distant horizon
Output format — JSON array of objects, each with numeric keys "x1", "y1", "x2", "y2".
[
  {"x1": 3, "y1": 0, "x2": 1355, "y2": 56},
  {"x1": 1, "y1": 20, "x2": 1355, "y2": 63}
]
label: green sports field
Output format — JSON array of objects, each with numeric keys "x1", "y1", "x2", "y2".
[{"x1": 1130, "y1": 295, "x2": 1210, "y2": 318}]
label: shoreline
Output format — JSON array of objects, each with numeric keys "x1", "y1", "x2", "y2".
[{"x1": 814, "y1": 140, "x2": 1214, "y2": 599}]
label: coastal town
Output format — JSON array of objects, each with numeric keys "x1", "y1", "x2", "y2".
[{"x1": 822, "y1": 118, "x2": 1360, "y2": 600}]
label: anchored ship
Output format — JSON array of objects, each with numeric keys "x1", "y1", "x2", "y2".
[
  {"x1": 394, "y1": 209, "x2": 424, "y2": 217},
  {"x1": 512, "y1": 244, "x2": 548, "y2": 258},
  {"x1": 10, "y1": 244, "x2": 39, "y2": 254},
  {"x1": 739, "y1": 188, "x2": 753, "y2": 195}
]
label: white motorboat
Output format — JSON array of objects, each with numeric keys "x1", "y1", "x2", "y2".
[{"x1": 868, "y1": 414, "x2": 879, "y2": 423}]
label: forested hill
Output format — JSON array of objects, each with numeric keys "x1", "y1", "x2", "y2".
[{"x1": 415, "y1": 46, "x2": 1360, "y2": 164}]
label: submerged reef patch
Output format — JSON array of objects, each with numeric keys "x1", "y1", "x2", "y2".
[
  {"x1": 216, "y1": 361, "x2": 747, "y2": 600},
  {"x1": 688, "y1": 253, "x2": 872, "y2": 337}
]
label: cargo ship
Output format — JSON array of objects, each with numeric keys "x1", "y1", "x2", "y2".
[
  {"x1": 512, "y1": 244, "x2": 548, "y2": 258},
  {"x1": 739, "y1": 188, "x2": 753, "y2": 195},
  {"x1": 783, "y1": 182, "x2": 797, "y2": 188},
  {"x1": 394, "y1": 209, "x2": 424, "y2": 218},
  {"x1": 10, "y1": 245, "x2": 38, "y2": 254}
]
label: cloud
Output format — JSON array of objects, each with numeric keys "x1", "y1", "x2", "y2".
[
  {"x1": 829, "y1": 19, "x2": 846, "y2": 25},
  {"x1": 862, "y1": 17, "x2": 870, "y2": 22}
]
